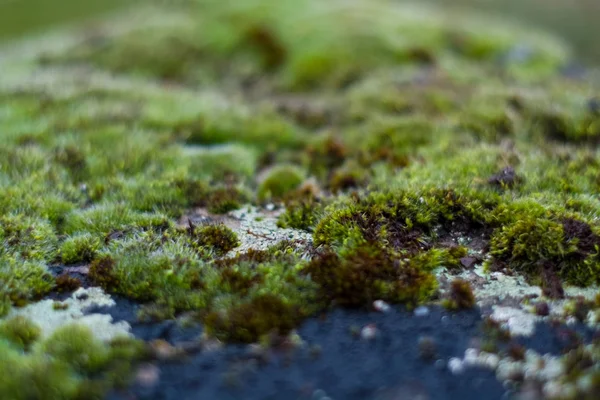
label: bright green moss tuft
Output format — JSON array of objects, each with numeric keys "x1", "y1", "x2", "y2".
[
  {"x1": 0, "y1": 214, "x2": 58, "y2": 262},
  {"x1": 60, "y1": 233, "x2": 101, "y2": 264},
  {"x1": 63, "y1": 202, "x2": 172, "y2": 237},
  {"x1": 488, "y1": 212, "x2": 600, "y2": 286},
  {"x1": 0, "y1": 316, "x2": 41, "y2": 351},
  {"x1": 258, "y1": 164, "x2": 305, "y2": 202},
  {"x1": 41, "y1": 324, "x2": 111, "y2": 373},
  {"x1": 277, "y1": 193, "x2": 322, "y2": 231},
  {"x1": 0, "y1": 255, "x2": 54, "y2": 314}
]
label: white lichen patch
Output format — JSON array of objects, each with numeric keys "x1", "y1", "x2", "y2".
[
  {"x1": 443, "y1": 266, "x2": 541, "y2": 306},
  {"x1": 7, "y1": 287, "x2": 131, "y2": 342},
  {"x1": 227, "y1": 206, "x2": 312, "y2": 256},
  {"x1": 490, "y1": 306, "x2": 538, "y2": 337},
  {"x1": 459, "y1": 347, "x2": 569, "y2": 398}
]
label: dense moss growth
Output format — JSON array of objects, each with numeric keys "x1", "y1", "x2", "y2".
[{"x1": 1, "y1": 0, "x2": 600, "y2": 375}]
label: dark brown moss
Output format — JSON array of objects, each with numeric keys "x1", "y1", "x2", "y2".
[
  {"x1": 245, "y1": 25, "x2": 287, "y2": 71},
  {"x1": 481, "y1": 317, "x2": 511, "y2": 343},
  {"x1": 535, "y1": 112, "x2": 600, "y2": 143},
  {"x1": 540, "y1": 261, "x2": 565, "y2": 299},
  {"x1": 305, "y1": 136, "x2": 348, "y2": 178},
  {"x1": 54, "y1": 275, "x2": 82, "y2": 293},
  {"x1": 192, "y1": 223, "x2": 239, "y2": 256},
  {"x1": 443, "y1": 279, "x2": 476, "y2": 310},
  {"x1": 534, "y1": 301, "x2": 550, "y2": 316},
  {"x1": 304, "y1": 245, "x2": 435, "y2": 307},
  {"x1": 328, "y1": 166, "x2": 368, "y2": 193},
  {"x1": 562, "y1": 217, "x2": 600, "y2": 258},
  {"x1": 218, "y1": 268, "x2": 263, "y2": 296},
  {"x1": 507, "y1": 343, "x2": 526, "y2": 361},
  {"x1": 203, "y1": 294, "x2": 302, "y2": 343},
  {"x1": 88, "y1": 255, "x2": 118, "y2": 290}
]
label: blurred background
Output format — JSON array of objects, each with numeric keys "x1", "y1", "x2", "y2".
[{"x1": 1, "y1": 0, "x2": 599, "y2": 65}]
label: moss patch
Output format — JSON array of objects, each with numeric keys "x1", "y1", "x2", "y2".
[{"x1": 1, "y1": 1, "x2": 600, "y2": 394}]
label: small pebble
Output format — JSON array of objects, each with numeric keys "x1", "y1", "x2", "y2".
[
  {"x1": 135, "y1": 364, "x2": 160, "y2": 387},
  {"x1": 373, "y1": 300, "x2": 391, "y2": 313},
  {"x1": 448, "y1": 357, "x2": 465, "y2": 375},
  {"x1": 414, "y1": 306, "x2": 429, "y2": 317},
  {"x1": 361, "y1": 324, "x2": 378, "y2": 340}
]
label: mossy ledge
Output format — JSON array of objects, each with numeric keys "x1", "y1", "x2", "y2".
[{"x1": 1, "y1": 0, "x2": 600, "y2": 398}]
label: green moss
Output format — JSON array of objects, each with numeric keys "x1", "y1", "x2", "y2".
[
  {"x1": 487, "y1": 205, "x2": 600, "y2": 286},
  {"x1": 0, "y1": 214, "x2": 58, "y2": 262},
  {"x1": 190, "y1": 223, "x2": 240, "y2": 256},
  {"x1": 41, "y1": 324, "x2": 111, "y2": 373},
  {"x1": 257, "y1": 164, "x2": 305, "y2": 202},
  {"x1": 203, "y1": 251, "x2": 318, "y2": 342},
  {"x1": 60, "y1": 233, "x2": 101, "y2": 264},
  {"x1": 1, "y1": 0, "x2": 600, "y2": 354},
  {"x1": 304, "y1": 244, "x2": 437, "y2": 307},
  {"x1": 277, "y1": 193, "x2": 322, "y2": 231},
  {"x1": 63, "y1": 202, "x2": 171, "y2": 237},
  {"x1": 0, "y1": 320, "x2": 146, "y2": 400},
  {"x1": 55, "y1": 0, "x2": 567, "y2": 88},
  {"x1": 0, "y1": 316, "x2": 41, "y2": 351},
  {"x1": 205, "y1": 186, "x2": 248, "y2": 214},
  {"x1": 0, "y1": 255, "x2": 54, "y2": 314}
]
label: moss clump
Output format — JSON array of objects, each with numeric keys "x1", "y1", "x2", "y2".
[
  {"x1": 191, "y1": 223, "x2": 239, "y2": 256},
  {"x1": 0, "y1": 316, "x2": 41, "y2": 351},
  {"x1": 205, "y1": 186, "x2": 248, "y2": 214},
  {"x1": 0, "y1": 255, "x2": 54, "y2": 314},
  {"x1": 41, "y1": 324, "x2": 112, "y2": 373},
  {"x1": 258, "y1": 164, "x2": 305, "y2": 202},
  {"x1": 60, "y1": 233, "x2": 101, "y2": 264},
  {"x1": 63, "y1": 202, "x2": 172, "y2": 237},
  {"x1": 277, "y1": 195, "x2": 321, "y2": 231},
  {"x1": 442, "y1": 279, "x2": 476, "y2": 310},
  {"x1": 304, "y1": 244, "x2": 437, "y2": 307},
  {"x1": 88, "y1": 255, "x2": 118, "y2": 290},
  {"x1": 54, "y1": 275, "x2": 82, "y2": 293},
  {"x1": 487, "y1": 207, "x2": 600, "y2": 286},
  {"x1": 203, "y1": 294, "x2": 303, "y2": 343},
  {"x1": 0, "y1": 214, "x2": 58, "y2": 262}
]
